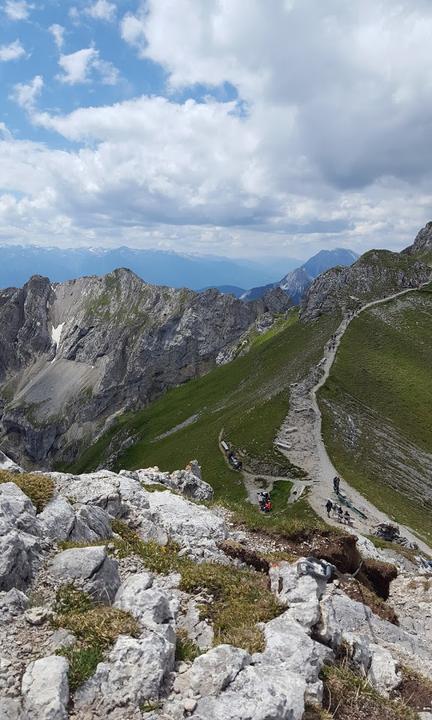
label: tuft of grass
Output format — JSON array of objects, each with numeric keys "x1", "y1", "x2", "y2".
[
  {"x1": 322, "y1": 663, "x2": 418, "y2": 720},
  {"x1": 53, "y1": 585, "x2": 139, "y2": 690},
  {"x1": 0, "y1": 469, "x2": 54, "y2": 512},
  {"x1": 178, "y1": 561, "x2": 282, "y2": 653},
  {"x1": 58, "y1": 644, "x2": 104, "y2": 691},
  {"x1": 175, "y1": 629, "x2": 201, "y2": 663},
  {"x1": 141, "y1": 483, "x2": 170, "y2": 493}
]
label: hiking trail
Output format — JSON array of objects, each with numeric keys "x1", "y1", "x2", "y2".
[{"x1": 276, "y1": 285, "x2": 432, "y2": 553}]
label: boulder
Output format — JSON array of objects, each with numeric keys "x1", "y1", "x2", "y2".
[
  {"x1": 176, "y1": 645, "x2": 250, "y2": 696},
  {"x1": 177, "y1": 597, "x2": 214, "y2": 650},
  {"x1": 190, "y1": 664, "x2": 306, "y2": 720},
  {"x1": 0, "y1": 587, "x2": 29, "y2": 624},
  {"x1": 269, "y1": 559, "x2": 326, "y2": 630},
  {"x1": 114, "y1": 573, "x2": 174, "y2": 627},
  {"x1": 0, "y1": 483, "x2": 45, "y2": 591},
  {"x1": 258, "y1": 612, "x2": 332, "y2": 702},
  {"x1": 21, "y1": 655, "x2": 69, "y2": 720},
  {"x1": 49, "y1": 545, "x2": 120, "y2": 603},
  {"x1": 72, "y1": 504, "x2": 112, "y2": 541},
  {"x1": 145, "y1": 491, "x2": 227, "y2": 560},
  {"x1": 367, "y1": 644, "x2": 401, "y2": 697},
  {"x1": 38, "y1": 496, "x2": 75, "y2": 541},
  {"x1": 74, "y1": 625, "x2": 175, "y2": 714},
  {"x1": 0, "y1": 531, "x2": 35, "y2": 592}
]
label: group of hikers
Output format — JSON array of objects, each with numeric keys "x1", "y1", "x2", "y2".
[
  {"x1": 325, "y1": 498, "x2": 352, "y2": 525},
  {"x1": 257, "y1": 491, "x2": 272, "y2": 513},
  {"x1": 325, "y1": 476, "x2": 353, "y2": 525}
]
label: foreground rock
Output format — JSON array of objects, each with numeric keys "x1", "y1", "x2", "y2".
[
  {"x1": 49, "y1": 546, "x2": 120, "y2": 603},
  {"x1": 21, "y1": 655, "x2": 69, "y2": 720},
  {"x1": 0, "y1": 483, "x2": 45, "y2": 592}
]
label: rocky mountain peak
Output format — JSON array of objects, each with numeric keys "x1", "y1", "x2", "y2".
[
  {"x1": 402, "y1": 220, "x2": 432, "y2": 259},
  {"x1": 300, "y1": 247, "x2": 431, "y2": 322},
  {"x1": 0, "y1": 271, "x2": 291, "y2": 467}
]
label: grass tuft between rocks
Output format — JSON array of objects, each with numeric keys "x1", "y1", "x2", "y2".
[
  {"x1": 175, "y1": 629, "x2": 201, "y2": 663},
  {"x1": 0, "y1": 469, "x2": 54, "y2": 512},
  {"x1": 53, "y1": 585, "x2": 140, "y2": 690},
  {"x1": 321, "y1": 664, "x2": 418, "y2": 720}
]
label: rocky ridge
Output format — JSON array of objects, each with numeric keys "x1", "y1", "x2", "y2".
[
  {"x1": 300, "y1": 248, "x2": 431, "y2": 321},
  {"x1": 0, "y1": 270, "x2": 290, "y2": 467},
  {"x1": 1, "y1": 454, "x2": 432, "y2": 720}
]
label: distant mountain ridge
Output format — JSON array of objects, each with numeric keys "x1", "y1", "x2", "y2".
[
  {"x1": 0, "y1": 269, "x2": 291, "y2": 467},
  {"x1": 241, "y1": 248, "x2": 359, "y2": 304},
  {"x1": 0, "y1": 245, "x2": 296, "y2": 292}
]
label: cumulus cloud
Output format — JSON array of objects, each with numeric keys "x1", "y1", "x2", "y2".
[
  {"x1": 3, "y1": 0, "x2": 32, "y2": 20},
  {"x1": 0, "y1": 39, "x2": 25, "y2": 61},
  {"x1": 49, "y1": 24, "x2": 65, "y2": 49},
  {"x1": 120, "y1": 11, "x2": 147, "y2": 55},
  {"x1": 57, "y1": 47, "x2": 118, "y2": 85},
  {"x1": 11, "y1": 74, "x2": 43, "y2": 109},
  {"x1": 85, "y1": 0, "x2": 116, "y2": 22},
  {"x1": 2, "y1": 0, "x2": 432, "y2": 257}
]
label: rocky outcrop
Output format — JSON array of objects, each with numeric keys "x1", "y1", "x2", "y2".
[
  {"x1": 403, "y1": 220, "x2": 432, "y2": 260},
  {"x1": 0, "y1": 270, "x2": 289, "y2": 467},
  {"x1": 301, "y1": 248, "x2": 431, "y2": 321},
  {"x1": 1, "y1": 457, "x2": 432, "y2": 719}
]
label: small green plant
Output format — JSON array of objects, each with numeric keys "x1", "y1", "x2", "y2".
[
  {"x1": 0, "y1": 469, "x2": 54, "y2": 512},
  {"x1": 58, "y1": 644, "x2": 103, "y2": 691},
  {"x1": 53, "y1": 584, "x2": 139, "y2": 690},
  {"x1": 175, "y1": 630, "x2": 201, "y2": 662}
]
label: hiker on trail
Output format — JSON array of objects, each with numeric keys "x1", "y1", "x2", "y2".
[
  {"x1": 333, "y1": 476, "x2": 340, "y2": 494},
  {"x1": 325, "y1": 499, "x2": 333, "y2": 518},
  {"x1": 344, "y1": 510, "x2": 352, "y2": 526},
  {"x1": 264, "y1": 498, "x2": 272, "y2": 513},
  {"x1": 337, "y1": 506, "x2": 343, "y2": 523}
]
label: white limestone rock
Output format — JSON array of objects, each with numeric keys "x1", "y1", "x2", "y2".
[
  {"x1": 114, "y1": 573, "x2": 175, "y2": 628},
  {"x1": 74, "y1": 625, "x2": 176, "y2": 714},
  {"x1": 49, "y1": 545, "x2": 120, "y2": 604},
  {"x1": 0, "y1": 483, "x2": 45, "y2": 591},
  {"x1": 21, "y1": 655, "x2": 69, "y2": 720},
  {"x1": 145, "y1": 491, "x2": 227, "y2": 560},
  {"x1": 176, "y1": 645, "x2": 251, "y2": 696},
  {"x1": 190, "y1": 663, "x2": 306, "y2": 720}
]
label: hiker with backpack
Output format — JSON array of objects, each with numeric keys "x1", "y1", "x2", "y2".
[{"x1": 325, "y1": 499, "x2": 333, "y2": 518}]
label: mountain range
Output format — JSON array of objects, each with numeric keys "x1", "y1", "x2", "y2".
[
  {"x1": 240, "y1": 248, "x2": 359, "y2": 303},
  {"x1": 0, "y1": 245, "x2": 299, "y2": 293}
]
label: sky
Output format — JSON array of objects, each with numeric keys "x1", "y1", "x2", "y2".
[{"x1": 0, "y1": 0, "x2": 432, "y2": 260}]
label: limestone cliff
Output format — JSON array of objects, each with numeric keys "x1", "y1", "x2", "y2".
[{"x1": 0, "y1": 269, "x2": 290, "y2": 466}]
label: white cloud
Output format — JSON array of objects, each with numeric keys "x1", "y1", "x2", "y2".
[
  {"x1": 0, "y1": 39, "x2": 25, "y2": 61},
  {"x1": 4, "y1": 0, "x2": 32, "y2": 20},
  {"x1": 58, "y1": 48, "x2": 97, "y2": 85},
  {"x1": 85, "y1": 0, "x2": 116, "y2": 22},
  {"x1": 2, "y1": 0, "x2": 432, "y2": 258},
  {"x1": 120, "y1": 12, "x2": 147, "y2": 55},
  {"x1": 57, "y1": 48, "x2": 118, "y2": 86},
  {"x1": 11, "y1": 75, "x2": 43, "y2": 110},
  {"x1": 49, "y1": 24, "x2": 65, "y2": 50}
]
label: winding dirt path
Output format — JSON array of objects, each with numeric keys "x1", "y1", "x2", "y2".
[{"x1": 276, "y1": 285, "x2": 432, "y2": 553}]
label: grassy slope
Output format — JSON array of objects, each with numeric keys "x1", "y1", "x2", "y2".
[
  {"x1": 319, "y1": 287, "x2": 432, "y2": 543},
  {"x1": 70, "y1": 311, "x2": 338, "y2": 526}
]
